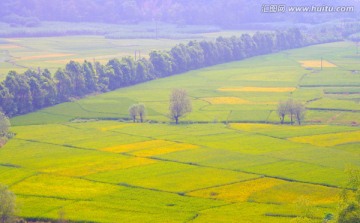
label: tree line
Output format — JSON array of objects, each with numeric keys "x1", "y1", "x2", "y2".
[{"x1": 0, "y1": 28, "x2": 331, "y2": 117}]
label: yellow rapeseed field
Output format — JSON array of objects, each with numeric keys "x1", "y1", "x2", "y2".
[
  {"x1": 289, "y1": 130, "x2": 360, "y2": 147},
  {"x1": 42, "y1": 157, "x2": 156, "y2": 177},
  {"x1": 250, "y1": 182, "x2": 340, "y2": 205},
  {"x1": 188, "y1": 177, "x2": 283, "y2": 202},
  {"x1": 204, "y1": 97, "x2": 251, "y2": 104},
  {"x1": 299, "y1": 60, "x2": 337, "y2": 68},
  {"x1": 230, "y1": 123, "x2": 275, "y2": 132},
  {"x1": 132, "y1": 143, "x2": 198, "y2": 157},
  {"x1": 101, "y1": 140, "x2": 172, "y2": 153},
  {"x1": 10, "y1": 174, "x2": 119, "y2": 200},
  {"x1": 218, "y1": 87, "x2": 296, "y2": 93}
]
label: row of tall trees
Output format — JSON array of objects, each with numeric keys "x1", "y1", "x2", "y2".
[{"x1": 0, "y1": 28, "x2": 310, "y2": 117}]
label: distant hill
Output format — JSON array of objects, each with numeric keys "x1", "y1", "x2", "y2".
[{"x1": 0, "y1": 0, "x2": 359, "y2": 28}]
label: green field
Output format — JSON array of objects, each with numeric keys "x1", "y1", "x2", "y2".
[
  {"x1": 1, "y1": 41, "x2": 360, "y2": 222},
  {"x1": 0, "y1": 29, "x2": 252, "y2": 78}
]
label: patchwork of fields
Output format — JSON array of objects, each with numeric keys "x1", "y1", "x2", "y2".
[
  {"x1": 1, "y1": 41, "x2": 360, "y2": 222},
  {"x1": 0, "y1": 30, "x2": 250, "y2": 78}
]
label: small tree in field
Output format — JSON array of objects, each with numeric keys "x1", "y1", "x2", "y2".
[
  {"x1": 294, "y1": 101, "x2": 306, "y2": 125},
  {"x1": 277, "y1": 99, "x2": 306, "y2": 125},
  {"x1": 137, "y1": 104, "x2": 146, "y2": 123},
  {"x1": 128, "y1": 104, "x2": 138, "y2": 122},
  {"x1": 286, "y1": 99, "x2": 296, "y2": 125},
  {"x1": 169, "y1": 89, "x2": 192, "y2": 124},
  {"x1": 277, "y1": 100, "x2": 288, "y2": 124},
  {"x1": 128, "y1": 104, "x2": 146, "y2": 123},
  {"x1": 0, "y1": 184, "x2": 16, "y2": 223}
]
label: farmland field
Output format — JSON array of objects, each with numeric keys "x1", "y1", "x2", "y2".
[
  {"x1": 1, "y1": 41, "x2": 360, "y2": 222},
  {"x1": 0, "y1": 29, "x2": 252, "y2": 79}
]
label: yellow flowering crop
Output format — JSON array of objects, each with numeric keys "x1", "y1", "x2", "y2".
[
  {"x1": 299, "y1": 60, "x2": 337, "y2": 68},
  {"x1": 132, "y1": 143, "x2": 198, "y2": 157},
  {"x1": 218, "y1": 87, "x2": 296, "y2": 93},
  {"x1": 188, "y1": 177, "x2": 283, "y2": 202},
  {"x1": 289, "y1": 130, "x2": 360, "y2": 147}
]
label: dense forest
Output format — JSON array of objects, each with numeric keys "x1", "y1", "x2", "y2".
[
  {"x1": 2, "y1": 23, "x2": 359, "y2": 118},
  {"x1": 0, "y1": 0, "x2": 359, "y2": 28}
]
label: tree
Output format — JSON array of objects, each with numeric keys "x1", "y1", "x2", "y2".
[
  {"x1": 41, "y1": 69, "x2": 57, "y2": 106},
  {"x1": 135, "y1": 58, "x2": 154, "y2": 83},
  {"x1": 294, "y1": 101, "x2": 306, "y2": 125},
  {"x1": 0, "y1": 83, "x2": 15, "y2": 116},
  {"x1": 286, "y1": 99, "x2": 296, "y2": 125},
  {"x1": 107, "y1": 59, "x2": 124, "y2": 89},
  {"x1": 128, "y1": 104, "x2": 146, "y2": 123},
  {"x1": 170, "y1": 44, "x2": 190, "y2": 74},
  {"x1": 137, "y1": 104, "x2": 146, "y2": 123},
  {"x1": 65, "y1": 61, "x2": 86, "y2": 96},
  {"x1": 277, "y1": 100, "x2": 288, "y2": 124},
  {"x1": 149, "y1": 51, "x2": 173, "y2": 78},
  {"x1": 83, "y1": 61, "x2": 98, "y2": 93},
  {"x1": 128, "y1": 104, "x2": 138, "y2": 123},
  {"x1": 25, "y1": 70, "x2": 46, "y2": 109},
  {"x1": 338, "y1": 203, "x2": 360, "y2": 223},
  {"x1": 4, "y1": 71, "x2": 32, "y2": 115},
  {"x1": 55, "y1": 69, "x2": 73, "y2": 101},
  {"x1": 169, "y1": 89, "x2": 192, "y2": 124},
  {"x1": 278, "y1": 99, "x2": 306, "y2": 125},
  {"x1": 0, "y1": 184, "x2": 16, "y2": 223}
]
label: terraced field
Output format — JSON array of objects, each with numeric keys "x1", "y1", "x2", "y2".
[{"x1": 1, "y1": 41, "x2": 360, "y2": 222}]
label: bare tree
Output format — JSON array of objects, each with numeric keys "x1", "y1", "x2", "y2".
[
  {"x1": 169, "y1": 89, "x2": 192, "y2": 124},
  {"x1": 128, "y1": 104, "x2": 146, "y2": 123},
  {"x1": 137, "y1": 104, "x2": 146, "y2": 123},
  {"x1": 277, "y1": 99, "x2": 306, "y2": 125},
  {"x1": 286, "y1": 99, "x2": 296, "y2": 125},
  {"x1": 294, "y1": 101, "x2": 306, "y2": 125},
  {"x1": 0, "y1": 184, "x2": 16, "y2": 223},
  {"x1": 128, "y1": 104, "x2": 138, "y2": 122},
  {"x1": 277, "y1": 100, "x2": 288, "y2": 124}
]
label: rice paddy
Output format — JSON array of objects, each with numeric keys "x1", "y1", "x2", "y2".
[{"x1": 1, "y1": 41, "x2": 359, "y2": 222}]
